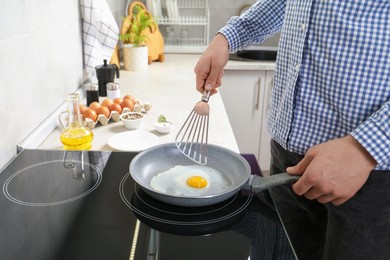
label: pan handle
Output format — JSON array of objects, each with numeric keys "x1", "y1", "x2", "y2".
[{"x1": 248, "y1": 173, "x2": 300, "y2": 194}]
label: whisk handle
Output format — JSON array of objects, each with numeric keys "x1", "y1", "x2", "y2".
[{"x1": 201, "y1": 90, "x2": 211, "y2": 102}]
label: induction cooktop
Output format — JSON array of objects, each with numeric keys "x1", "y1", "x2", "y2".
[{"x1": 0, "y1": 149, "x2": 294, "y2": 260}]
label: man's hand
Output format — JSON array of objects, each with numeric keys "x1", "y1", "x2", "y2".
[
  {"x1": 194, "y1": 33, "x2": 230, "y2": 95},
  {"x1": 287, "y1": 135, "x2": 377, "y2": 205}
]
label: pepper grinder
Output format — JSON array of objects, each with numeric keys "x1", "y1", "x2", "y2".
[
  {"x1": 95, "y1": 59, "x2": 120, "y2": 97},
  {"x1": 85, "y1": 83, "x2": 99, "y2": 106}
]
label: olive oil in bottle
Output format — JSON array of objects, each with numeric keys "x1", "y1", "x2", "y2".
[{"x1": 59, "y1": 93, "x2": 94, "y2": 150}]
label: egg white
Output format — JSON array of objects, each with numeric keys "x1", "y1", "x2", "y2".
[{"x1": 150, "y1": 165, "x2": 231, "y2": 197}]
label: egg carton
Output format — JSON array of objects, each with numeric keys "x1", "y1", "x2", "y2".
[
  {"x1": 84, "y1": 107, "x2": 132, "y2": 129},
  {"x1": 82, "y1": 99, "x2": 152, "y2": 129}
]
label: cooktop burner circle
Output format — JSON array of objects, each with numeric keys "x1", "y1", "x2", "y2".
[
  {"x1": 2, "y1": 160, "x2": 102, "y2": 206},
  {"x1": 119, "y1": 171, "x2": 252, "y2": 230}
]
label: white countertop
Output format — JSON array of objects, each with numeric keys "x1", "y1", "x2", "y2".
[
  {"x1": 40, "y1": 54, "x2": 269, "y2": 153},
  {"x1": 225, "y1": 59, "x2": 276, "y2": 71}
]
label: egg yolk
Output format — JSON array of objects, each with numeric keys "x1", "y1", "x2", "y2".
[{"x1": 187, "y1": 176, "x2": 208, "y2": 189}]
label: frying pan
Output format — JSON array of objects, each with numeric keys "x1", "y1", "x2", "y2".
[{"x1": 129, "y1": 143, "x2": 299, "y2": 207}]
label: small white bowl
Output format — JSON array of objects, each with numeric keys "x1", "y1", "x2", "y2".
[
  {"x1": 120, "y1": 112, "x2": 145, "y2": 129},
  {"x1": 154, "y1": 122, "x2": 174, "y2": 134}
]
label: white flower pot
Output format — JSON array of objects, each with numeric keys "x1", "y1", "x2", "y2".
[{"x1": 123, "y1": 44, "x2": 148, "y2": 71}]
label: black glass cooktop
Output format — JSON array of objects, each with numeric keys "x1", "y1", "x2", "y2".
[{"x1": 0, "y1": 149, "x2": 294, "y2": 260}]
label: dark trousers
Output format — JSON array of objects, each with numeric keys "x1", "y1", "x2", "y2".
[{"x1": 269, "y1": 140, "x2": 390, "y2": 260}]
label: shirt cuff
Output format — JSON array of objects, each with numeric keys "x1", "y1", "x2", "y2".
[
  {"x1": 218, "y1": 23, "x2": 243, "y2": 53},
  {"x1": 350, "y1": 110, "x2": 390, "y2": 166}
]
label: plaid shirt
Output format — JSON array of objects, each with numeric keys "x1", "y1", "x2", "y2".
[{"x1": 220, "y1": 0, "x2": 390, "y2": 170}]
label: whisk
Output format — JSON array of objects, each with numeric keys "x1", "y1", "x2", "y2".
[{"x1": 175, "y1": 90, "x2": 211, "y2": 165}]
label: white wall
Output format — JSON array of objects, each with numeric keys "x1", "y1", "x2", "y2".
[
  {"x1": 0, "y1": 0, "x2": 84, "y2": 169},
  {"x1": 0, "y1": 0, "x2": 127, "y2": 169}
]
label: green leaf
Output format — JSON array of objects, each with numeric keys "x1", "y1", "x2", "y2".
[{"x1": 158, "y1": 115, "x2": 167, "y2": 123}]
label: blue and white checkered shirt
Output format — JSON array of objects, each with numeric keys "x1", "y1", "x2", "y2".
[{"x1": 220, "y1": 0, "x2": 390, "y2": 170}]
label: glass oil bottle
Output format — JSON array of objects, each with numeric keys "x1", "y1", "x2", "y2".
[{"x1": 59, "y1": 93, "x2": 94, "y2": 150}]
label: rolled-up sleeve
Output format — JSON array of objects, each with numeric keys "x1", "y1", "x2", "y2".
[{"x1": 219, "y1": 0, "x2": 286, "y2": 52}]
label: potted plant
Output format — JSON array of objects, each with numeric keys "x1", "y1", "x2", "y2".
[{"x1": 120, "y1": 1, "x2": 156, "y2": 71}]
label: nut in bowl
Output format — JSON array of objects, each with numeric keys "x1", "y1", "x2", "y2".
[{"x1": 120, "y1": 112, "x2": 145, "y2": 129}]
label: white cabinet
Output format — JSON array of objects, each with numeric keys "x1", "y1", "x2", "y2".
[
  {"x1": 154, "y1": 0, "x2": 210, "y2": 53},
  {"x1": 220, "y1": 69, "x2": 274, "y2": 173}
]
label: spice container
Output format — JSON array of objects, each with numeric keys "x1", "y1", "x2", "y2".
[
  {"x1": 120, "y1": 112, "x2": 145, "y2": 129},
  {"x1": 107, "y1": 82, "x2": 120, "y2": 100},
  {"x1": 85, "y1": 83, "x2": 99, "y2": 106}
]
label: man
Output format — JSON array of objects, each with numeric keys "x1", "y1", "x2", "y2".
[{"x1": 194, "y1": 1, "x2": 390, "y2": 259}]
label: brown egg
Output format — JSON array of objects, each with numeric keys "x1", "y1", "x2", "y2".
[
  {"x1": 108, "y1": 103, "x2": 123, "y2": 114},
  {"x1": 123, "y1": 94, "x2": 136, "y2": 103},
  {"x1": 83, "y1": 108, "x2": 98, "y2": 121},
  {"x1": 121, "y1": 98, "x2": 134, "y2": 111},
  {"x1": 101, "y1": 98, "x2": 114, "y2": 108},
  {"x1": 113, "y1": 98, "x2": 123, "y2": 105},
  {"x1": 95, "y1": 105, "x2": 110, "y2": 118},
  {"x1": 79, "y1": 104, "x2": 88, "y2": 115},
  {"x1": 89, "y1": 101, "x2": 101, "y2": 111}
]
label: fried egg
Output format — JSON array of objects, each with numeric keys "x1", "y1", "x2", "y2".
[{"x1": 150, "y1": 165, "x2": 232, "y2": 197}]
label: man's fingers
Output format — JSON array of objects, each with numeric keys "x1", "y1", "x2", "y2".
[
  {"x1": 289, "y1": 154, "x2": 316, "y2": 195},
  {"x1": 292, "y1": 177, "x2": 313, "y2": 196},
  {"x1": 204, "y1": 68, "x2": 223, "y2": 91},
  {"x1": 286, "y1": 153, "x2": 314, "y2": 175}
]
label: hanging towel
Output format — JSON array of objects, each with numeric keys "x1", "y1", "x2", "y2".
[{"x1": 80, "y1": 0, "x2": 119, "y2": 75}]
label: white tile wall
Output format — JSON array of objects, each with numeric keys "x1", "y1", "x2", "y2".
[
  {"x1": 0, "y1": 0, "x2": 128, "y2": 170},
  {"x1": 0, "y1": 0, "x2": 84, "y2": 169}
]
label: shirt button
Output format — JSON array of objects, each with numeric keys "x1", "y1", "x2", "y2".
[
  {"x1": 301, "y1": 23, "x2": 306, "y2": 31},
  {"x1": 294, "y1": 63, "x2": 301, "y2": 71}
]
